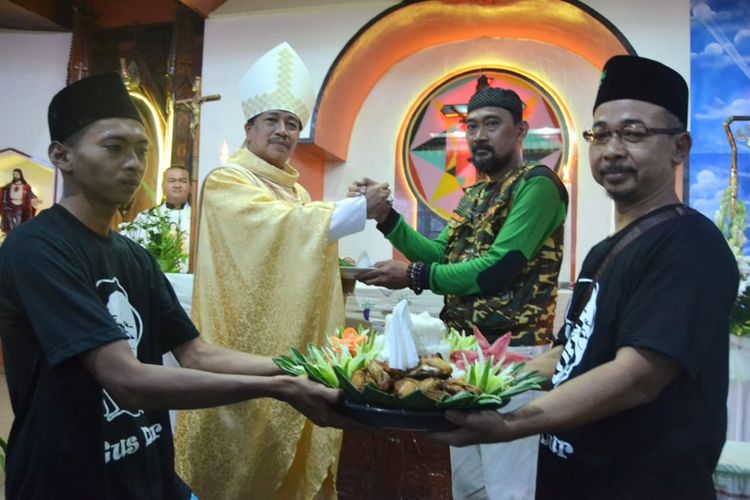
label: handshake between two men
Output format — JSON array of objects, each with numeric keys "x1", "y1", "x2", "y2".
[{"x1": 348, "y1": 177, "x2": 413, "y2": 290}]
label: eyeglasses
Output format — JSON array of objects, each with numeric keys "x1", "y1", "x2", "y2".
[{"x1": 582, "y1": 123, "x2": 685, "y2": 144}]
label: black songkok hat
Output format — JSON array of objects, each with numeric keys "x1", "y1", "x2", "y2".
[
  {"x1": 48, "y1": 73, "x2": 142, "y2": 142},
  {"x1": 467, "y1": 87, "x2": 525, "y2": 121},
  {"x1": 594, "y1": 55, "x2": 688, "y2": 125}
]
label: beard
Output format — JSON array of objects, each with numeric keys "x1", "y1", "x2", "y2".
[
  {"x1": 470, "y1": 146, "x2": 515, "y2": 176},
  {"x1": 599, "y1": 162, "x2": 638, "y2": 202}
]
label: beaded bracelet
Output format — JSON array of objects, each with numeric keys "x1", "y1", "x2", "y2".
[{"x1": 407, "y1": 261, "x2": 424, "y2": 295}]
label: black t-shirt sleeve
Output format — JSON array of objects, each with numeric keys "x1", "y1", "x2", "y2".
[
  {"x1": 615, "y1": 244, "x2": 737, "y2": 379},
  {"x1": 1, "y1": 235, "x2": 126, "y2": 367},
  {"x1": 155, "y1": 271, "x2": 199, "y2": 354}
]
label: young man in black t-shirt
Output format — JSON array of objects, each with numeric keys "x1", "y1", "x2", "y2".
[
  {"x1": 428, "y1": 56, "x2": 739, "y2": 499},
  {"x1": 0, "y1": 74, "x2": 355, "y2": 499}
]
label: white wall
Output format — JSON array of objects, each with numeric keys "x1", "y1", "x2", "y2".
[
  {"x1": 200, "y1": 0, "x2": 689, "y2": 276},
  {"x1": 0, "y1": 30, "x2": 72, "y2": 163}
]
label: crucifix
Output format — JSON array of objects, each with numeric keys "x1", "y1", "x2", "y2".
[
  {"x1": 175, "y1": 76, "x2": 220, "y2": 272},
  {"x1": 722, "y1": 116, "x2": 750, "y2": 220},
  {"x1": 71, "y1": 61, "x2": 89, "y2": 81}
]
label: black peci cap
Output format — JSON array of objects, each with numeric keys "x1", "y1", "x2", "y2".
[
  {"x1": 594, "y1": 55, "x2": 688, "y2": 125},
  {"x1": 467, "y1": 87, "x2": 525, "y2": 121},
  {"x1": 48, "y1": 73, "x2": 142, "y2": 142}
]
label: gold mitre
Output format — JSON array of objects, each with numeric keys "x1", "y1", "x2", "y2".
[{"x1": 238, "y1": 42, "x2": 315, "y2": 128}]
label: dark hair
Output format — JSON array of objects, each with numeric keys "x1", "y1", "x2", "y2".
[
  {"x1": 164, "y1": 165, "x2": 191, "y2": 181},
  {"x1": 11, "y1": 168, "x2": 28, "y2": 185}
]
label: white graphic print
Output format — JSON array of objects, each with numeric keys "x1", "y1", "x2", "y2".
[
  {"x1": 551, "y1": 279, "x2": 598, "y2": 387},
  {"x1": 542, "y1": 280, "x2": 599, "y2": 459},
  {"x1": 540, "y1": 433, "x2": 574, "y2": 459},
  {"x1": 96, "y1": 278, "x2": 145, "y2": 422}
]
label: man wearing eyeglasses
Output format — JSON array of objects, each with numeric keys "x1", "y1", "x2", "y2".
[{"x1": 429, "y1": 55, "x2": 739, "y2": 499}]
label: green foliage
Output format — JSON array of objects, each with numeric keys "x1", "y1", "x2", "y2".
[
  {"x1": 729, "y1": 286, "x2": 750, "y2": 337},
  {"x1": 119, "y1": 208, "x2": 188, "y2": 274},
  {"x1": 0, "y1": 436, "x2": 6, "y2": 471},
  {"x1": 715, "y1": 186, "x2": 747, "y2": 257},
  {"x1": 715, "y1": 186, "x2": 750, "y2": 336},
  {"x1": 443, "y1": 328, "x2": 477, "y2": 351}
]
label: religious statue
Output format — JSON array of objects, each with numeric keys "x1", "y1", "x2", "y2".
[{"x1": 0, "y1": 168, "x2": 39, "y2": 234}]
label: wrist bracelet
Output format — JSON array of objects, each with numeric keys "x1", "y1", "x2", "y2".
[{"x1": 407, "y1": 261, "x2": 424, "y2": 295}]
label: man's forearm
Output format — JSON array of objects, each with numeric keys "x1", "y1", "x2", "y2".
[
  {"x1": 173, "y1": 337, "x2": 282, "y2": 376},
  {"x1": 83, "y1": 341, "x2": 292, "y2": 410},
  {"x1": 502, "y1": 346, "x2": 680, "y2": 441},
  {"x1": 83, "y1": 340, "x2": 354, "y2": 429},
  {"x1": 379, "y1": 211, "x2": 446, "y2": 264},
  {"x1": 118, "y1": 363, "x2": 294, "y2": 411}
]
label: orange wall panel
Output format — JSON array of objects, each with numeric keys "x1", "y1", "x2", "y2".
[{"x1": 291, "y1": 144, "x2": 326, "y2": 201}]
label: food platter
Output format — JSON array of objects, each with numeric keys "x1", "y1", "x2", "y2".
[{"x1": 273, "y1": 326, "x2": 545, "y2": 432}]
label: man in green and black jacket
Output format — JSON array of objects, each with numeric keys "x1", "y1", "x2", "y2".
[{"x1": 353, "y1": 86, "x2": 568, "y2": 499}]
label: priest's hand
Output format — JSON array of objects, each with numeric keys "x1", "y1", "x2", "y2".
[
  {"x1": 348, "y1": 177, "x2": 392, "y2": 222},
  {"x1": 357, "y1": 260, "x2": 409, "y2": 289},
  {"x1": 348, "y1": 177, "x2": 378, "y2": 197},
  {"x1": 281, "y1": 375, "x2": 369, "y2": 430},
  {"x1": 427, "y1": 409, "x2": 514, "y2": 446}
]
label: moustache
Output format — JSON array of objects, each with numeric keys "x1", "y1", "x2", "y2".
[
  {"x1": 269, "y1": 138, "x2": 290, "y2": 147},
  {"x1": 470, "y1": 144, "x2": 495, "y2": 155},
  {"x1": 600, "y1": 163, "x2": 636, "y2": 175}
]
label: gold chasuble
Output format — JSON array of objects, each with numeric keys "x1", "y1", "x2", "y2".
[{"x1": 175, "y1": 147, "x2": 343, "y2": 500}]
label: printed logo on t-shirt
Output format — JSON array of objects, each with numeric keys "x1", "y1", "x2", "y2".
[
  {"x1": 540, "y1": 433, "x2": 574, "y2": 459},
  {"x1": 96, "y1": 278, "x2": 145, "y2": 422},
  {"x1": 541, "y1": 279, "x2": 598, "y2": 460},
  {"x1": 551, "y1": 279, "x2": 598, "y2": 387}
]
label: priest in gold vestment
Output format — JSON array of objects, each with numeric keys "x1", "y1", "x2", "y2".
[{"x1": 174, "y1": 43, "x2": 390, "y2": 500}]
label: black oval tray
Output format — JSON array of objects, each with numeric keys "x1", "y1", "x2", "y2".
[{"x1": 338, "y1": 400, "x2": 457, "y2": 432}]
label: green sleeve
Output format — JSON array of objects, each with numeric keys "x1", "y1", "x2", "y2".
[
  {"x1": 384, "y1": 215, "x2": 448, "y2": 264},
  {"x1": 428, "y1": 176, "x2": 567, "y2": 295}
]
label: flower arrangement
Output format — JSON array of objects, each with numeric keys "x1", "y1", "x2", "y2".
[
  {"x1": 119, "y1": 208, "x2": 188, "y2": 274},
  {"x1": 715, "y1": 186, "x2": 749, "y2": 336}
]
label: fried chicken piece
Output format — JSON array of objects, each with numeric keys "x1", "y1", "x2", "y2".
[
  {"x1": 366, "y1": 360, "x2": 393, "y2": 392},
  {"x1": 350, "y1": 369, "x2": 367, "y2": 390},
  {"x1": 393, "y1": 378, "x2": 420, "y2": 398},
  {"x1": 445, "y1": 378, "x2": 482, "y2": 395},
  {"x1": 381, "y1": 361, "x2": 406, "y2": 380},
  {"x1": 417, "y1": 377, "x2": 449, "y2": 400},
  {"x1": 406, "y1": 355, "x2": 453, "y2": 379}
]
